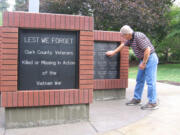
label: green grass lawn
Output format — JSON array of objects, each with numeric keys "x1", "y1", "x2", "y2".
[{"x1": 129, "y1": 64, "x2": 180, "y2": 83}]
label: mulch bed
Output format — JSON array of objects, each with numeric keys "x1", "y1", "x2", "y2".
[{"x1": 157, "y1": 80, "x2": 180, "y2": 86}]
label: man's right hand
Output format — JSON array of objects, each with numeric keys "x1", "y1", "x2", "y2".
[{"x1": 106, "y1": 51, "x2": 115, "y2": 57}]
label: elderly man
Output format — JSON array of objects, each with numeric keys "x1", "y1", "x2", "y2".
[{"x1": 106, "y1": 25, "x2": 159, "y2": 110}]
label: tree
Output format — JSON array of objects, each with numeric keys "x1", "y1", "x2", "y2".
[
  {"x1": 40, "y1": 0, "x2": 91, "y2": 15},
  {"x1": 158, "y1": 6, "x2": 180, "y2": 62},
  {"x1": 15, "y1": 0, "x2": 28, "y2": 11},
  {"x1": 15, "y1": 0, "x2": 174, "y2": 36},
  {"x1": 39, "y1": 0, "x2": 174, "y2": 39},
  {"x1": 15, "y1": 0, "x2": 175, "y2": 51},
  {"x1": 0, "y1": 0, "x2": 9, "y2": 12}
]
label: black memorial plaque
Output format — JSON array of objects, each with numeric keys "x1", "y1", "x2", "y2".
[
  {"x1": 94, "y1": 42, "x2": 120, "y2": 79},
  {"x1": 18, "y1": 29, "x2": 79, "y2": 90}
]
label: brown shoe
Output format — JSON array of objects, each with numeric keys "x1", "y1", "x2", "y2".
[
  {"x1": 126, "y1": 98, "x2": 141, "y2": 106},
  {"x1": 141, "y1": 103, "x2": 159, "y2": 110}
]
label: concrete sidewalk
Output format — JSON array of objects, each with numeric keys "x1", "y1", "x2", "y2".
[
  {"x1": 99, "y1": 79, "x2": 180, "y2": 135},
  {"x1": 1, "y1": 79, "x2": 180, "y2": 135}
]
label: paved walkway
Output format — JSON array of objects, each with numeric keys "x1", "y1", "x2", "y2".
[
  {"x1": 1, "y1": 79, "x2": 180, "y2": 135},
  {"x1": 99, "y1": 79, "x2": 180, "y2": 135}
]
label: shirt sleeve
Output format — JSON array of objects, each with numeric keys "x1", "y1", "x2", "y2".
[{"x1": 136, "y1": 34, "x2": 150, "y2": 51}]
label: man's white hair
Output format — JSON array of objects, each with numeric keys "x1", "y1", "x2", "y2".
[{"x1": 120, "y1": 25, "x2": 134, "y2": 35}]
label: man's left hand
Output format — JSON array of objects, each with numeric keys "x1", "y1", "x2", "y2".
[{"x1": 139, "y1": 63, "x2": 146, "y2": 70}]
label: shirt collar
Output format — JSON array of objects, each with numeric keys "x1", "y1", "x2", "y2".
[{"x1": 130, "y1": 32, "x2": 135, "y2": 41}]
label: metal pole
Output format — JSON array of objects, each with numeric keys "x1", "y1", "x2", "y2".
[{"x1": 29, "y1": 0, "x2": 39, "y2": 13}]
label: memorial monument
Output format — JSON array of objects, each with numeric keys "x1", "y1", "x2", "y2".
[{"x1": 0, "y1": 11, "x2": 128, "y2": 128}]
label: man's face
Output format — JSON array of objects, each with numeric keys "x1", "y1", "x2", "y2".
[{"x1": 123, "y1": 34, "x2": 132, "y2": 40}]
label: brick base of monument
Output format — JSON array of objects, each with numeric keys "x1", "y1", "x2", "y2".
[
  {"x1": 5, "y1": 104, "x2": 89, "y2": 129},
  {"x1": 93, "y1": 89, "x2": 126, "y2": 101}
]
